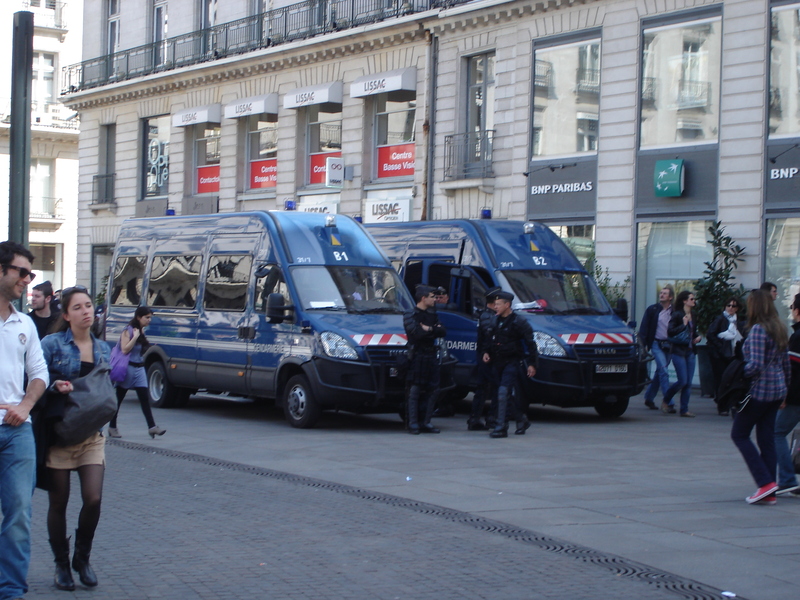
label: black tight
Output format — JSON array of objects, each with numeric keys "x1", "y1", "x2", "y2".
[
  {"x1": 47, "y1": 465, "x2": 105, "y2": 542},
  {"x1": 111, "y1": 386, "x2": 156, "y2": 429}
]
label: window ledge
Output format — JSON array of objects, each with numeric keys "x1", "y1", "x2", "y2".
[
  {"x1": 440, "y1": 178, "x2": 494, "y2": 196},
  {"x1": 89, "y1": 202, "x2": 117, "y2": 214}
]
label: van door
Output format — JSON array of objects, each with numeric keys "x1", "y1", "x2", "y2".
[
  {"x1": 248, "y1": 264, "x2": 295, "y2": 398},
  {"x1": 146, "y1": 238, "x2": 205, "y2": 387},
  {"x1": 196, "y1": 235, "x2": 260, "y2": 395}
]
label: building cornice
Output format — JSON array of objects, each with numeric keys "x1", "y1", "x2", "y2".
[{"x1": 431, "y1": 0, "x2": 597, "y2": 34}]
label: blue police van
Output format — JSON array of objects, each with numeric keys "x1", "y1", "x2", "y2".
[
  {"x1": 366, "y1": 219, "x2": 648, "y2": 417},
  {"x1": 104, "y1": 211, "x2": 432, "y2": 428}
]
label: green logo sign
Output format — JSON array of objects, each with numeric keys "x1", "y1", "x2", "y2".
[{"x1": 654, "y1": 160, "x2": 684, "y2": 197}]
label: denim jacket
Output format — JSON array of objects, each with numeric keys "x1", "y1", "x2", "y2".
[{"x1": 40, "y1": 329, "x2": 111, "y2": 384}]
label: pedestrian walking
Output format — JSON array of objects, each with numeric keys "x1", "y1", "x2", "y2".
[
  {"x1": 467, "y1": 287, "x2": 501, "y2": 431},
  {"x1": 403, "y1": 285, "x2": 446, "y2": 434},
  {"x1": 706, "y1": 296, "x2": 744, "y2": 415},
  {"x1": 773, "y1": 292, "x2": 800, "y2": 497},
  {"x1": 484, "y1": 291, "x2": 536, "y2": 438},
  {"x1": 39, "y1": 286, "x2": 112, "y2": 590},
  {"x1": 662, "y1": 290, "x2": 701, "y2": 417},
  {"x1": 107, "y1": 306, "x2": 165, "y2": 439},
  {"x1": 731, "y1": 289, "x2": 790, "y2": 505},
  {"x1": 28, "y1": 280, "x2": 61, "y2": 340},
  {"x1": 638, "y1": 287, "x2": 674, "y2": 410},
  {"x1": 0, "y1": 241, "x2": 49, "y2": 600}
]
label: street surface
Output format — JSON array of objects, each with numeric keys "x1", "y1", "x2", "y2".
[{"x1": 24, "y1": 389, "x2": 800, "y2": 600}]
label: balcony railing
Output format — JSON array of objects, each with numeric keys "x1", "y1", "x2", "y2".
[
  {"x1": 23, "y1": 0, "x2": 68, "y2": 30},
  {"x1": 0, "y1": 100, "x2": 80, "y2": 130},
  {"x1": 63, "y1": 0, "x2": 471, "y2": 94},
  {"x1": 92, "y1": 174, "x2": 116, "y2": 205},
  {"x1": 29, "y1": 196, "x2": 63, "y2": 220},
  {"x1": 534, "y1": 60, "x2": 552, "y2": 89},
  {"x1": 443, "y1": 130, "x2": 494, "y2": 180},
  {"x1": 576, "y1": 67, "x2": 600, "y2": 94},
  {"x1": 677, "y1": 79, "x2": 711, "y2": 109}
]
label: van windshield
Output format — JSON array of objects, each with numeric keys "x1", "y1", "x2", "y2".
[
  {"x1": 498, "y1": 270, "x2": 611, "y2": 315},
  {"x1": 291, "y1": 266, "x2": 414, "y2": 314}
]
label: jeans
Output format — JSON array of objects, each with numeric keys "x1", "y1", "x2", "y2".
[
  {"x1": 731, "y1": 400, "x2": 781, "y2": 488},
  {"x1": 774, "y1": 404, "x2": 800, "y2": 488},
  {"x1": 663, "y1": 351, "x2": 695, "y2": 414},
  {"x1": 644, "y1": 342, "x2": 671, "y2": 403},
  {"x1": 0, "y1": 423, "x2": 36, "y2": 600}
]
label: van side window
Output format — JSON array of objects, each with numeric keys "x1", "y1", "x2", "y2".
[
  {"x1": 204, "y1": 254, "x2": 252, "y2": 312},
  {"x1": 110, "y1": 256, "x2": 146, "y2": 306},
  {"x1": 147, "y1": 254, "x2": 202, "y2": 308},
  {"x1": 255, "y1": 265, "x2": 291, "y2": 316}
]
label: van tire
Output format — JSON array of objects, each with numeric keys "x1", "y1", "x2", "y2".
[
  {"x1": 283, "y1": 375, "x2": 321, "y2": 429},
  {"x1": 147, "y1": 362, "x2": 191, "y2": 409},
  {"x1": 594, "y1": 395, "x2": 629, "y2": 418}
]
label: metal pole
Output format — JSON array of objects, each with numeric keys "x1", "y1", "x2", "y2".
[{"x1": 9, "y1": 11, "x2": 34, "y2": 248}]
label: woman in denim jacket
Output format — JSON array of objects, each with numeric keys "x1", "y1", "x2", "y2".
[
  {"x1": 38, "y1": 287, "x2": 110, "y2": 591},
  {"x1": 731, "y1": 289, "x2": 791, "y2": 505}
]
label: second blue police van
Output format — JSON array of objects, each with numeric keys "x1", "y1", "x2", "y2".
[
  {"x1": 366, "y1": 219, "x2": 648, "y2": 417},
  {"x1": 104, "y1": 211, "x2": 448, "y2": 428}
]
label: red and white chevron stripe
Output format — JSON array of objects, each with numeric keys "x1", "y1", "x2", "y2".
[
  {"x1": 350, "y1": 333, "x2": 408, "y2": 346},
  {"x1": 559, "y1": 333, "x2": 634, "y2": 345}
]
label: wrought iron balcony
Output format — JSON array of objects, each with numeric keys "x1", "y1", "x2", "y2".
[
  {"x1": 23, "y1": 0, "x2": 68, "y2": 30},
  {"x1": 0, "y1": 100, "x2": 79, "y2": 130},
  {"x1": 576, "y1": 67, "x2": 599, "y2": 94},
  {"x1": 62, "y1": 0, "x2": 473, "y2": 94},
  {"x1": 443, "y1": 130, "x2": 494, "y2": 180},
  {"x1": 92, "y1": 174, "x2": 116, "y2": 205},
  {"x1": 29, "y1": 196, "x2": 63, "y2": 220},
  {"x1": 677, "y1": 79, "x2": 711, "y2": 109}
]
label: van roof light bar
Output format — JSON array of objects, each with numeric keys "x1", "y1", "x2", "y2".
[
  {"x1": 325, "y1": 214, "x2": 336, "y2": 227},
  {"x1": 523, "y1": 222, "x2": 535, "y2": 235}
]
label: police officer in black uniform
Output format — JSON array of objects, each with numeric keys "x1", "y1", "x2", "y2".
[
  {"x1": 403, "y1": 284, "x2": 447, "y2": 434},
  {"x1": 467, "y1": 287, "x2": 502, "y2": 430},
  {"x1": 484, "y1": 291, "x2": 537, "y2": 438}
]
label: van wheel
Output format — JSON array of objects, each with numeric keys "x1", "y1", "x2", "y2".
[
  {"x1": 283, "y1": 375, "x2": 321, "y2": 429},
  {"x1": 147, "y1": 362, "x2": 190, "y2": 409},
  {"x1": 594, "y1": 395, "x2": 629, "y2": 418}
]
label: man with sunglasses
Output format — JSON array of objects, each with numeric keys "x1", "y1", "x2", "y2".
[{"x1": 0, "y1": 241, "x2": 49, "y2": 600}]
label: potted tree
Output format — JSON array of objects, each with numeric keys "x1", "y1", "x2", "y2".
[{"x1": 693, "y1": 221, "x2": 747, "y2": 397}]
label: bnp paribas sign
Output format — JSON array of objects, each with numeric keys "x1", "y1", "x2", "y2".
[{"x1": 654, "y1": 159, "x2": 685, "y2": 197}]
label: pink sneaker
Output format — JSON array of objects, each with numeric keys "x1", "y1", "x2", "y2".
[{"x1": 746, "y1": 483, "x2": 779, "y2": 504}]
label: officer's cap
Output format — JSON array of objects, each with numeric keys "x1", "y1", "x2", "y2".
[
  {"x1": 485, "y1": 287, "x2": 502, "y2": 300},
  {"x1": 493, "y1": 291, "x2": 515, "y2": 303}
]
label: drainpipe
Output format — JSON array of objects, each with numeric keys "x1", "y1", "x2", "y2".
[{"x1": 422, "y1": 31, "x2": 438, "y2": 221}]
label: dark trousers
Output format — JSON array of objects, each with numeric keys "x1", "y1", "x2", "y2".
[
  {"x1": 493, "y1": 361, "x2": 526, "y2": 431},
  {"x1": 709, "y1": 353, "x2": 733, "y2": 402},
  {"x1": 731, "y1": 400, "x2": 781, "y2": 488},
  {"x1": 470, "y1": 361, "x2": 495, "y2": 422}
]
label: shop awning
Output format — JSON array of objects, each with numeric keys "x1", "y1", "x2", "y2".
[{"x1": 350, "y1": 67, "x2": 417, "y2": 98}]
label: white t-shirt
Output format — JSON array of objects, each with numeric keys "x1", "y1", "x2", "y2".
[{"x1": 0, "y1": 305, "x2": 49, "y2": 423}]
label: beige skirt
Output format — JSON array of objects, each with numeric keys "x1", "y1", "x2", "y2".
[{"x1": 46, "y1": 431, "x2": 106, "y2": 470}]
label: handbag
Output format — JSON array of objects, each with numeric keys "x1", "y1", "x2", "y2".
[
  {"x1": 53, "y1": 360, "x2": 119, "y2": 446},
  {"x1": 109, "y1": 327, "x2": 131, "y2": 383},
  {"x1": 667, "y1": 325, "x2": 691, "y2": 346}
]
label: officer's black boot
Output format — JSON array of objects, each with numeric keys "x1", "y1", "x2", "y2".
[
  {"x1": 490, "y1": 386, "x2": 509, "y2": 438},
  {"x1": 72, "y1": 529, "x2": 98, "y2": 587},
  {"x1": 407, "y1": 385, "x2": 421, "y2": 434},
  {"x1": 467, "y1": 387, "x2": 488, "y2": 430},
  {"x1": 49, "y1": 537, "x2": 75, "y2": 591}
]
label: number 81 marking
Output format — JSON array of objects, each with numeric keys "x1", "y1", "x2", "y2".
[{"x1": 333, "y1": 251, "x2": 349, "y2": 261}]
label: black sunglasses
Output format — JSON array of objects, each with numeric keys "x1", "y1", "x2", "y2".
[
  {"x1": 3, "y1": 264, "x2": 36, "y2": 282},
  {"x1": 61, "y1": 285, "x2": 89, "y2": 297}
]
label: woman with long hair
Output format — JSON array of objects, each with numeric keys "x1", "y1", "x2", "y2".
[
  {"x1": 107, "y1": 306, "x2": 165, "y2": 439},
  {"x1": 38, "y1": 286, "x2": 111, "y2": 590},
  {"x1": 731, "y1": 289, "x2": 790, "y2": 505},
  {"x1": 661, "y1": 290, "x2": 701, "y2": 417}
]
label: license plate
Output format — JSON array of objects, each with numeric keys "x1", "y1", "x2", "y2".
[
  {"x1": 389, "y1": 367, "x2": 399, "y2": 377},
  {"x1": 595, "y1": 364, "x2": 628, "y2": 373}
]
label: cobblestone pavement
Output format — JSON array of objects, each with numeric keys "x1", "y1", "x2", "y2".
[{"x1": 24, "y1": 440, "x2": 734, "y2": 600}]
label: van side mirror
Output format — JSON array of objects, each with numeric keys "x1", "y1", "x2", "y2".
[
  {"x1": 266, "y1": 293, "x2": 293, "y2": 323},
  {"x1": 614, "y1": 298, "x2": 628, "y2": 323}
]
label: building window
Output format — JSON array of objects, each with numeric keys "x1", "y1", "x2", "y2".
[
  {"x1": 640, "y1": 18, "x2": 721, "y2": 147},
  {"x1": 374, "y1": 93, "x2": 416, "y2": 179},
  {"x1": 107, "y1": 0, "x2": 120, "y2": 55},
  {"x1": 247, "y1": 115, "x2": 277, "y2": 190},
  {"x1": 28, "y1": 243, "x2": 58, "y2": 290},
  {"x1": 153, "y1": 1, "x2": 168, "y2": 67},
  {"x1": 306, "y1": 105, "x2": 341, "y2": 186},
  {"x1": 32, "y1": 52, "x2": 55, "y2": 113},
  {"x1": 634, "y1": 221, "x2": 712, "y2": 323},
  {"x1": 142, "y1": 116, "x2": 170, "y2": 199},
  {"x1": 765, "y1": 217, "x2": 800, "y2": 317},
  {"x1": 93, "y1": 124, "x2": 116, "y2": 204},
  {"x1": 30, "y1": 158, "x2": 58, "y2": 219},
  {"x1": 769, "y1": 5, "x2": 800, "y2": 137},
  {"x1": 533, "y1": 40, "x2": 600, "y2": 157},
  {"x1": 194, "y1": 124, "x2": 221, "y2": 194},
  {"x1": 201, "y1": 0, "x2": 217, "y2": 28}
]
